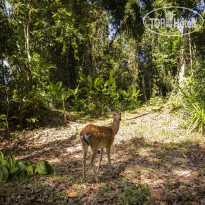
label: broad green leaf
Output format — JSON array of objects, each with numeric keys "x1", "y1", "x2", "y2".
[
  {"x1": 0, "y1": 152, "x2": 4, "y2": 164},
  {"x1": 121, "y1": 90, "x2": 128, "y2": 98},
  {"x1": 10, "y1": 167, "x2": 19, "y2": 174},
  {"x1": 94, "y1": 75, "x2": 103, "y2": 88},
  {"x1": 36, "y1": 161, "x2": 53, "y2": 175},
  {"x1": 79, "y1": 72, "x2": 88, "y2": 84},
  {"x1": 36, "y1": 161, "x2": 47, "y2": 175},
  {"x1": 34, "y1": 22, "x2": 39, "y2": 26},
  {"x1": 18, "y1": 167, "x2": 28, "y2": 180},
  {"x1": 0, "y1": 115, "x2": 6, "y2": 121},
  {"x1": 7, "y1": 155, "x2": 16, "y2": 169},
  {"x1": 0, "y1": 165, "x2": 9, "y2": 182},
  {"x1": 87, "y1": 75, "x2": 93, "y2": 89},
  {"x1": 27, "y1": 164, "x2": 34, "y2": 175},
  {"x1": 44, "y1": 161, "x2": 54, "y2": 175},
  {"x1": 18, "y1": 161, "x2": 26, "y2": 168}
]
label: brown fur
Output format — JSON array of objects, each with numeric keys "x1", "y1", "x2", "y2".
[{"x1": 80, "y1": 107, "x2": 122, "y2": 182}]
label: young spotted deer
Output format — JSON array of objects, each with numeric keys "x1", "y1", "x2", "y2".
[{"x1": 80, "y1": 107, "x2": 122, "y2": 182}]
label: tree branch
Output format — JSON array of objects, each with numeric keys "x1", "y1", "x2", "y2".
[{"x1": 108, "y1": 24, "x2": 122, "y2": 48}]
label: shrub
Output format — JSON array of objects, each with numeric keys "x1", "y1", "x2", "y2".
[
  {"x1": 0, "y1": 151, "x2": 53, "y2": 183},
  {"x1": 181, "y1": 77, "x2": 205, "y2": 135}
]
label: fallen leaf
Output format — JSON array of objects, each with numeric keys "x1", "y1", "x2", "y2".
[{"x1": 67, "y1": 191, "x2": 78, "y2": 198}]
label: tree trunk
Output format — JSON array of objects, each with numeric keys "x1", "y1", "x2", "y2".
[
  {"x1": 26, "y1": 20, "x2": 32, "y2": 70},
  {"x1": 24, "y1": 1, "x2": 32, "y2": 88},
  {"x1": 5, "y1": 87, "x2": 10, "y2": 136},
  {"x1": 62, "y1": 94, "x2": 66, "y2": 123},
  {"x1": 87, "y1": 38, "x2": 93, "y2": 75},
  {"x1": 178, "y1": 10, "x2": 188, "y2": 87},
  {"x1": 1, "y1": 57, "x2": 10, "y2": 136},
  {"x1": 188, "y1": 33, "x2": 193, "y2": 75},
  {"x1": 178, "y1": 47, "x2": 186, "y2": 87}
]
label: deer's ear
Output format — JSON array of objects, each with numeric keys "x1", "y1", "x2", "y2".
[
  {"x1": 107, "y1": 107, "x2": 112, "y2": 113},
  {"x1": 119, "y1": 107, "x2": 123, "y2": 111}
]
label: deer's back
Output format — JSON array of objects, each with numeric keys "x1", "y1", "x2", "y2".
[{"x1": 80, "y1": 125, "x2": 114, "y2": 148}]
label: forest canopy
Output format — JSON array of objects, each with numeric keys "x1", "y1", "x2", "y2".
[{"x1": 0, "y1": 0, "x2": 205, "y2": 134}]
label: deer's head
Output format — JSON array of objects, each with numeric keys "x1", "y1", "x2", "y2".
[{"x1": 107, "y1": 107, "x2": 122, "y2": 122}]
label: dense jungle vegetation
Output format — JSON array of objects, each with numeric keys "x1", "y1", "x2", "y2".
[
  {"x1": 0, "y1": 0, "x2": 204, "y2": 134},
  {"x1": 0, "y1": 0, "x2": 205, "y2": 204}
]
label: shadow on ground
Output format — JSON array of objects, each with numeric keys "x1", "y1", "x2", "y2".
[{"x1": 0, "y1": 129, "x2": 205, "y2": 204}]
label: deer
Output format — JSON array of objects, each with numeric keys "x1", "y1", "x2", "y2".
[{"x1": 80, "y1": 107, "x2": 122, "y2": 182}]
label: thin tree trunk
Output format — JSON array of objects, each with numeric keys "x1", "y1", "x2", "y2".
[
  {"x1": 26, "y1": 20, "x2": 31, "y2": 69},
  {"x1": 25, "y1": 1, "x2": 32, "y2": 88},
  {"x1": 178, "y1": 47, "x2": 186, "y2": 87},
  {"x1": 188, "y1": 33, "x2": 193, "y2": 75},
  {"x1": 2, "y1": 57, "x2": 10, "y2": 136},
  {"x1": 5, "y1": 87, "x2": 10, "y2": 136},
  {"x1": 192, "y1": 42, "x2": 199, "y2": 68},
  {"x1": 87, "y1": 38, "x2": 93, "y2": 75},
  {"x1": 178, "y1": 11, "x2": 188, "y2": 87},
  {"x1": 62, "y1": 94, "x2": 66, "y2": 123}
]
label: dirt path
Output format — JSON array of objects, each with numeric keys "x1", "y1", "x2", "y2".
[{"x1": 0, "y1": 106, "x2": 205, "y2": 204}]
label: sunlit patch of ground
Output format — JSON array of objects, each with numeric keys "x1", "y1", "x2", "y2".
[{"x1": 0, "y1": 105, "x2": 205, "y2": 204}]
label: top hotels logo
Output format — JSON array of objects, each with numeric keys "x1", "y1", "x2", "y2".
[{"x1": 143, "y1": 6, "x2": 204, "y2": 36}]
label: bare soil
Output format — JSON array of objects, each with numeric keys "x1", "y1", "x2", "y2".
[{"x1": 0, "y1": 106, "x2": 205, "y2": 204}]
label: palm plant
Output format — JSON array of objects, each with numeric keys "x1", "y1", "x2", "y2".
[
  {"x1": 181, "y1": 82, "x2": 205, "y2": 135},
  {"x1": 184, "y1": 102, "x2": 205, "y2": 135}
]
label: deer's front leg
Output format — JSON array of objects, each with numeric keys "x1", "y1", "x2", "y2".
[{"x1": 106, "y1": 147, "x2": 113, "y2": 172}]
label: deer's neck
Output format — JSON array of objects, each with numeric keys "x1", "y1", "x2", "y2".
[{"x1": 111, "y1": 119, "x2": 120, "y2": 136}]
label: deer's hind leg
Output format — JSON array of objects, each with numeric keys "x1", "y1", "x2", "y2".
[
  {"x1": 97, "y1": 148, "x2": 103, "y2": 173},
  {"x1": 82, "y1": 142, "x2": 89, "y2": 180},
  {"x1": 90, "y1": 147, "x2": 99, "y2": 182}
]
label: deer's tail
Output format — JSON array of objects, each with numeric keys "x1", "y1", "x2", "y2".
[{"x1": 80, "y1": 132, "x2": 90, "y2": 145}]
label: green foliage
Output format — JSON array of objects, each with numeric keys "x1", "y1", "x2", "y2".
[
  {"x1": 102, "y1": 70, "x2": 120, "y2": 109},
  {"x1": 44, "y1": 81, "x2": 64, "y2": 107},
  {"x1": 0, "y1": 165, "x2": 9, "y2": 182},
  {"x1": 181, "y1": 74, "x2": 205, "y2": 135},
  {"x1": 0, "y1": 152, "x2": 54, "y2": 183},
  {"x1": 0, "y1": 89, "x2": 47, "y2": 130},
  {"x1": 121, "y1": 86, "x2": 141, "y2": 108},
  {"x1": 80, "y1": 73, "x2": 104, "y2": 90},
  {"x1": 184, "y1": 102, "x2": 205, "y2": 134},
  {"x1": 0, "y1": 114, "x2": 7, "y2": 128},
  {"x1": 181, "y1": 84, "x2": 205, "y2": 134},
  {"x1": 79, "y1": 73, "x2": 104, "y2": 113},
  {"x1": 16, "y1": 91, "x2": 46, "y2": 129},
  {"x1": 119, "y1": 184, "x2": 151, "y2": 205},
  {"x1": 44, "y1": 81, "x2": 72, "y2": 118},
  {"x1": 36, "y1": 161, "x2": 54, "y2": 175},
  {"x1": 0, "y1": 0, "x2": 204, "y2": 131},
  {"x1": 69, "y1": 86, "x2": 81, "y2": 111},
  {"x1": 78, "y1": 70, "x2": 141, "y2": 113}
]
